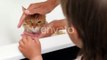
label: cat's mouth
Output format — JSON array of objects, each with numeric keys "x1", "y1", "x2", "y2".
[{"x1": 31, "y1": 27, "x2": 41, "y2": 33}]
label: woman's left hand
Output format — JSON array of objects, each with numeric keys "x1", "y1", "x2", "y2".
[
  {"x1": 39, "y1": 19, "x2": 67, "y2": 38},
  {"x1": 18, "y1": 36, "x2": 42, "y2": 60}
]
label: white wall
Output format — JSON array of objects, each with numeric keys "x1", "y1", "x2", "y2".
[{"x1": 0, "y1": 0, "x2": 65, "y2": 46}]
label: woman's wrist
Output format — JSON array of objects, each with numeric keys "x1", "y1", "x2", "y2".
[
  {"x1": 30, "y1": 55, "x2": 43, "y2": 60},
  {"x1": 47, "y1": 0, "x2": 59, "y2": 8}
]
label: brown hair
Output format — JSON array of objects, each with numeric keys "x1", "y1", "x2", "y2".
[{"x1": 61, "y1": 0, "x2": 107, "y2": 60}]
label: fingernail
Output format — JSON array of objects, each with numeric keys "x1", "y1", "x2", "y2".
[{"x1": 25, "y1": 10, "x2": 32, "y2": 15}]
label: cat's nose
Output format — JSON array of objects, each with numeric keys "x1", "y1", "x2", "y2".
[{"x1": 32, "y1": 27, "x2": 40, "y2": 33}]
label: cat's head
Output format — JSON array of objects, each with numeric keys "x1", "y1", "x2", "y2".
[
  {"x1": 23, "y1": 14, "x2": 46, "y2": 33},
  {"x1": 22, "y1": 7, "x2": 46, "y2": 33}
]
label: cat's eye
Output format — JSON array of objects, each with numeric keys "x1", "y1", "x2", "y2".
[
  {"x1": 30, "y1": 20, "x2": 33, "y2": 23},
  {"x1": 37, "y1": 21, "x2": 42, "y2": 23}
]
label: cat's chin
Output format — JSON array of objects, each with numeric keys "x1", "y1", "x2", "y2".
[
  {"x1": 22, "y1": 31, "x2": 41, "y2": 39},
  {"x1": 25, "y1": 29, "x2": 41, "y2": 34},
  {"x1": 32, "y1": 32, "x2": 40, "y2": 34},
  {"x1": 31, "y1": 30, "x2": 41, "y2": 34},
  {"x1": 32, "y1": 31, "x2": 39, "y2": 33},
  {"x1": 31, "y1": 27, "x2": 41, "y2": 33}
]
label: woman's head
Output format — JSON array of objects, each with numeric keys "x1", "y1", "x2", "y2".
[{"x1": 61, "y1": 0, "x2": 107, "y2": 60}]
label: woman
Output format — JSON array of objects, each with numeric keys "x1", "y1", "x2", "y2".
[{"x1": 19, "y1": 0, "x2": 107, "y2": 60}]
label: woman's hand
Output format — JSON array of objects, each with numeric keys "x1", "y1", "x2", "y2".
[
  {"x1": 18, "y1": 36, "x2": 42, "y2": 60},
  {"x1": 25, "y1": 0, "x2": 58, "y2": 15},
  {"x1": 39, "y1": 19, "x2": 67, "y2": 38}
]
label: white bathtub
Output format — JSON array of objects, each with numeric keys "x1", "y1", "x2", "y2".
[{"x1": 0, "y1": 0, "x2": 75, "y2": 60}]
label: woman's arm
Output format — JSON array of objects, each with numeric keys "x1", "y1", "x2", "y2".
[
  {"x1": 40, "y1": 19, "x2": 67, "y2": 38},
  {"x1": 25, "y1": 0, "x2": 60, "y2": 15},
  {"x1": 47, "y1": 0, "x2": 60, "y2": 8}
]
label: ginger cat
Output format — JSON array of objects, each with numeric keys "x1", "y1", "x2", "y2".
[
  {"x1": 23, "y1": 14, "x2": 46, "y2": 34},
  {"x1": 21, "y1": 7, "x2": 47, "y2": 38}
]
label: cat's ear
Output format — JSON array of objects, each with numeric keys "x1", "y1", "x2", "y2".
[{"x1": 22, "y1": 6, "x2": 26, "y2": 12}]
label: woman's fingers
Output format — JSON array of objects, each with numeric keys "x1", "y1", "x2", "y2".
[
  {"x1": 19, "y1": 36, "x2": 28, "y2": 47},
  {"x1": 19, "y1": 40, "x2": 24, "y2": 46},
  {"x1": 24, "y1": 1, "x2": 54, "y2": 15},
  {"x1": 27, "y1": 36, "x2": 33, "y2": 42},
  {"x1": 18, "y1": 45, "x2": 23, "y2": 52},
  {"x1": 35, "y1": 38, "x2": 40, "y2": 45},
  {"x1": 18, "y1": 13, "x2": 27, "y2": 28},
  {"x1": 22, "y1": 36, "x2": 28, "y2": 43}
]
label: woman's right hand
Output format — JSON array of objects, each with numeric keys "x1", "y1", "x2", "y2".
[{"x1": 25, "y1": 0, "x2": 58, "y2": 15}]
